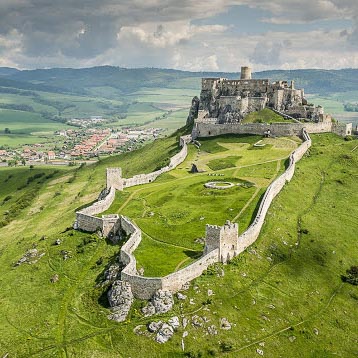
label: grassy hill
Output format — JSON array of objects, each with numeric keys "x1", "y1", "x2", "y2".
[{"x1": 0, "y1": 131, "x2": 356, "y2": 357}]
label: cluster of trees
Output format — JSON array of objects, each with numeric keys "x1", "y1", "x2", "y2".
[
  {"x1": 0, "y1": 103, "x2": 34, "y2": 112},
  {"x1": 344, "y1": 103, "x2": 358, "y2": 112}
]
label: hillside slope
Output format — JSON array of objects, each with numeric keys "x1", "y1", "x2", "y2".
[{"x1": 0, "y1": 132, "x2": 356, "y2": 357}]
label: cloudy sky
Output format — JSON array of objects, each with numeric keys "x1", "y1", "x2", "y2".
[{"x1": 0, "y1": 0, "x2": 357, "y2": 71}]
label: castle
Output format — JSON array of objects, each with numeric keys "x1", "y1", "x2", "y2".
[
  {"x1": 190, "y1": 66, "x2": 352, "y2": 138},
  {"x1": 196, "y1": 66, "x2": 331, "y2": 123},
  {"x1": 73, "y1": 68, "x2": 352, "y2": 321}
]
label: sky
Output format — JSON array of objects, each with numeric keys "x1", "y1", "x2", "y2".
[{"x1": 0, "y1": 0, "x2": 357, "y2": 71}]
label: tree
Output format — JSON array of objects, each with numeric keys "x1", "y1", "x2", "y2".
[{"x1": 4, "y1": 128, "x2": 11, "y2": 134}]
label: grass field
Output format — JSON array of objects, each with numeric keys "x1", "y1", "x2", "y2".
[
  {"x1": 242, "y1": 108, "x2": 295, "y2": 123},
  {"x1": 0, "y1": 129, "x2": 357, "y2": 357},
  {"x1": 0, "y1": 86, "x2": 194, "y2": 148}
]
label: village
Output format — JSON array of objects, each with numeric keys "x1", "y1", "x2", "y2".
[{"x1": 0, "y1": 125, "x2": 163, "y2": 167}]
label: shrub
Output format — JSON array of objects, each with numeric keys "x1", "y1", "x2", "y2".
[
  {"x1": 341, "y1": 266, "x2": 358, "y2": 285},
  {"x1": 220, "y1": 340, "x2": 235, "y2": 352}
]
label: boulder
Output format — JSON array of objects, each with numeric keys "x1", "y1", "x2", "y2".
[
  {"x1": 177, "y1": 292, "x2": 187, "y2": 300},
  {"x1": 152, "y1": 290, "x2": 174, "y2": 314},
  {"x1": 142, "y1": 290, "x2": 174, "y2": 316},
  {"x1": 207, "y1": 325, "x2": 218, "y2": 335},
  {"x1": 50, "y1": 274, "x2": 59, "y2": 283},
  {"x1": 190, "y1": 164, "x2": 199, "y2": 173},
  {"x1": 220, "y1": 317, "x2": 232, "y2": 330},
  {"x1": 107, "y1": 280, "x2": 133, "y2": 322},
  {"x1": 141, "y1": 302, "x2": 156, "y2": 317},
  {"x1": 156, "y1": 323, "x2": 174, "y2": 344},
  {"x1": 148, "y1": 321, "x2": 162, "y2": 333},
  {"x1": 168, "y1": 316, "x2": 180, "y2": 329}
]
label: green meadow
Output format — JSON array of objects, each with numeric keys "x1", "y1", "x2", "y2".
[{"x1": 0, "y1": 126, "x2": 357, "y2": 357}]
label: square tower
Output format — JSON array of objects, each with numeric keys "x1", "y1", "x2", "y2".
[
  {"x1": 106, "y1": 168, "x2": 123, "y2": 190},
  {"x1": 204, "y1": 220, "x2": 239, "y2": 263}
]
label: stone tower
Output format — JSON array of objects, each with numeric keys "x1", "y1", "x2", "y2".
[
  {"x1": 204, "y1": 221, "x2": 239, "y2": 263},
  {"x1": 106, "y1": 168, "x2": 123, "y2": 190},
  {"x1": 240, "y1": 66, "x2": 252, "y2": 80}
]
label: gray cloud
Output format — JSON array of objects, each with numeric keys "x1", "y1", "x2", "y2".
[{"x1": 0, "y1": 0, "x2": 357, "y2": 70}]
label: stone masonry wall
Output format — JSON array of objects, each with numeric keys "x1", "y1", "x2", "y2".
[
  {"x1": 76, "y1": 128, "x2": 313, "y2": 301},
  {"x1": 236, "y1": 129, "x2": 311, "y2": 254},
  {"x1": 76, "y1": 136, "x2": 189, "y2": 235},
  {"x1": 116, "y1": 131, "x2": 310, "y2": 300},
  {"x1": 194, "y1": 121, "x2": 332, "y2": 138},
  {"x1": 119, "y1": 210, "x2": 220, "y2": 299}
]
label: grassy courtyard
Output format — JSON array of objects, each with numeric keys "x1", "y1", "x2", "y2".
[{"x1": 103, "y1": 135, "x2": 299, "y2": 276}]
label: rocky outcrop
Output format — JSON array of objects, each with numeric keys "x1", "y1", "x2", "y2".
[
  {"x1": 186, "y1": 96, "x2": 199, "y2": 126},
  {"x1": 14, "y1": 248, "x2": 45, "y2": 266},
  {"x1": 141, "y1": 289, "x2": 174, "y2": 317},
  {"x1": 107, "y1": 280, "x2": 134, "y2": 322}
]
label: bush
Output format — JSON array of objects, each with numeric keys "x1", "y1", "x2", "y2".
[
  {"x1": 2, "y1": 195, "x2": 12, "y2": 204},
  {"x1": 220, "y1": 340, "x2": 235, "y2": 352},
  {"x1": 344, "y1": 135, "x2": 353, "y2": 141},
  {"x1": 341, "y1": 266, "x2": 358, "y2": 285}
]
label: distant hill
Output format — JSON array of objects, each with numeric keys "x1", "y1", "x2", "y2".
[
  {"x1": 0, "y1": 67, "x2": 20, "y2": 77},
  {"x1": 1, "y1": 66, "x2": 357, "y2": 95}
]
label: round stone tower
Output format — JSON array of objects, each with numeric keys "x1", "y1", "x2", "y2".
[{"x1": 240, "y1": 66, "x2": 252, "y2": 80}]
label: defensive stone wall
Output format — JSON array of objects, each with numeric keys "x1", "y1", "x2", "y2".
[
  {"x1": 236, "y1": 129, "x2": 311, "y2": 254},
  {"x1": 161, "y1": 249, "x2": 219, "y2": 291},
  {"x1": 79, "y1": 186, "x2": 116, "y2": 216},
  {"x1": 75, "y1": 126, "x2": 314, "y2": 302},
  {"x1": 194, "y1": 121, "x2": 333, "y2": 138},
  {"x1": 75, "y1": 136, "x2": 190, "y2": 235},
  {"x1": 119, "y1": 211, "x2": 220, "y2": 299}
]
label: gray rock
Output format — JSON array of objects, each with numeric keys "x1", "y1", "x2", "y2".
[
  {"x1": 191, "y1": 315, "x2": 204, "y2": 328},
  {"x1": 256, "y1": 348, "x2": 264, "y2": 355},
  {"x1": 15, "y1": 249, "x2": 45, "y2": 266},
  {"x1": 141, "y1": 302, "x2": 156, "y2": 317},
  {"x1": 156, "y1": 323, "x2": 174, "y2": 343},
  {"x1": 60, "y1": 250, "x2": 70, "y2": 260},
  {"x1": 181, "y1": 282, "x2": 190, "y2": 290},
  {"x1": 288, "y1": 336, "x2": 296, "y2": 342},
  {"x1": 102, "y1": 264, "x2": 121, "y2": 285},
  {"x1": 207, "y1": 289, "x2": 213, "y2": 296},
  {"x1": 182, "y1": 317, "x2": 188, "y2": 328},
  {"x1": 207, "y1": 325, "x2": 218, "y2": 335},
  {"x1": 177, "y1": 292, "x2": 187, "y2": 300},
  {"x1": 152, "y1": 290, "x2": 174, "y2": 314},
  {"x1": 220, "y1": 317, "x2": 232, "y2": 330},
  {"x1": 313, "y1": 328, "x2": 319, "y2": 335},
  {"x1": 54, "y1": 239, "x2": 61, "y2": 245},
  {"x1": 107, "y1": 280, "x2": 133, "y2": 322},
  {"x1": 148, "y1": 321, "x2": 162, "y2": 333},
  {"x1": 168, "y1": 316, "x2": 180, "y2": 329}
]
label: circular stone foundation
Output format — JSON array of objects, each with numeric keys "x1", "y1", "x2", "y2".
[{"x1": 204, "y1": 181, "x2": 235, "y2": 189}]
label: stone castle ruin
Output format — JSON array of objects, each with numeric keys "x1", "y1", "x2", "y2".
[
  {"x1": 197, "y1": 66, "x2": 331, "y2": 123},
  {"x1": 73, "y1": 68, "x2": 353, "y2": 322}
]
